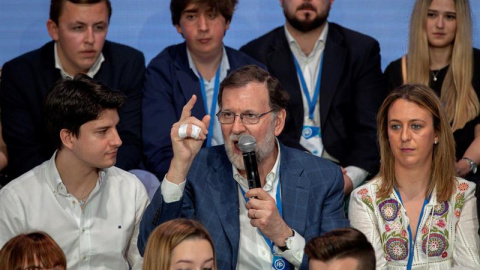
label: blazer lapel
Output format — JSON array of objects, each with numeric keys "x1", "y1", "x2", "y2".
[
  {"x1": 175, "y1": 43, "x2": 207, "y2": 117},
  {"x1": 320, "y1": 25, "x2": 346, "y2": 128},
  {"x1": 279, "y1": 145, "x2": 311, "y2": 235},
  {"x1": 207, "y1": 153, "x2": 240, "y2": 265}
]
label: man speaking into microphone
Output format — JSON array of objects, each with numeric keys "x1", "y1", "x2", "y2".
[{"x1": 138, "y1": 65, "x2": 349, "y2": 269}]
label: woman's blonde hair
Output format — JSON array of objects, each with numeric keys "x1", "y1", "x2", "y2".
[
  {"x1": 406, "y1": 0, "x2": 478, "y2": 131},
  {"x1": 142, "y1": 218, "x2": 216, "y2": 270},
  {"x1": 377, "y1": 84, "x2": 456, "y2": 202}
]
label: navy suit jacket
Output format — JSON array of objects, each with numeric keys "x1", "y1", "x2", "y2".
[
  {"x1": 142, "y1": 42, "x2": 265, "y2": 179},
  {"x1": 138, "y1": 143, "x2": 349, "y2": 270},
  {"x1": 240, "y1": 23, "x2": 385, "y2": 175},
  {"x1": 0, "y1": 41, "x2": 144, "y2": 179}
]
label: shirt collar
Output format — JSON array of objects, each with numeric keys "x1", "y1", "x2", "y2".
[
  {"x1": 284, "y1": 22, "x2": 329, "y2": 58},
  {"x1": 54, "y1": 42, "x2": 105, "y2": 79},
  {"x1": 232, "y1": 139, "x2": 281, "y2": 192},
  {"x1": 46, "y1": 151, "x2": 107, "y2": 196},
  {"x1": 187, "y1": 45, "x2": 230, "y2": 81}
]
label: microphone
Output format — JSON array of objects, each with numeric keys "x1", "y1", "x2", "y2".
[{"x1": 238, "y1": 135, "x2": 261, "y2": 189}]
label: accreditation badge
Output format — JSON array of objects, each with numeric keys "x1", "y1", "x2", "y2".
[{"x1": 300, "y1": 125, "x2": 323, "y2": 156}]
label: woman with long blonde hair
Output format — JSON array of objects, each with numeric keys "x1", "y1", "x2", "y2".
[
  {"x1": 143, "y1": 218, "x2": 216, "y2": 270},
  {"x1": 384, "y1": 0, "x2": 480, "y2": 183}
]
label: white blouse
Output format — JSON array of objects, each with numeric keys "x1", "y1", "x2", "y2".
[{"x1": 349, "y1": 177, "x2": 480, "y2": 270}]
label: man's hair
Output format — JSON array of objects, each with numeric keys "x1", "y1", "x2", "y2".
[
  {"x1": 50, "y1": 0, "x2": 112, "y2": 24},
  {"x1": 305, "y1": 228, "x2": 375, "y2": 270},
  {"x1": 45, "y1": 74, "x2": 125, "y2": 150},
  {"x1": 170, "y1": 0, "x2": 237, "y2": 26},
  {"x1": 218, "y1": 65, "x2": 289, "y2": 112},
  {"x1": 0, "y1": 231, "x2": 66, "y2": 270},
  {"x1": 143, "y1": 218, "x2": 216, "y2": 270}
]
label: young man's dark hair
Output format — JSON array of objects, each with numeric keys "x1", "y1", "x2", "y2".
[
  {"x1": 305, "y1": 227, "x2": 376, "y2": 270},
  {"x1": 49, "y1": 0, "x2": 112, "y2": 24},
  {"x1": 45, "y1": 74, "x2": 125, "y2": 150},
  {"x1": 170, "y1": 0, "x2": 237, "y2": 26}
]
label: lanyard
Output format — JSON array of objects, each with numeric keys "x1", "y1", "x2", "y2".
[
  {"x1": 240, "y1": 182, "x2": 291, "y2": 270},
  {"x1": 394, "y1": 188, "x2": 431, "y2": 270},
  {"x1": 198, "y1": 65, "x2": 221, "y2": 147},
  {"x1": 292, "y1": 53, "x2": 324, "y2": 120}
]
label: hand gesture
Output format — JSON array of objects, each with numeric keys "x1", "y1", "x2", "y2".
[
  {"x1": 167, "y1": 95, "x2": 210, "y2": 184},
  {"x1": 245, "y1": 188, "x2": 292, "y2": 247}
]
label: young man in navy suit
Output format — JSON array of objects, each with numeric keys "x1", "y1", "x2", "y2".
[
  {"x1": 139, "y1": 65, "x2": 349, "y2": 270},
  {"x1": 241, "y1": 0, "x2": 385, "y2": 196},
  {"x1": 0, "y1": 0, "x2": 144, "y2": 180},
  {"x1": 142, "y1": 0, "x2": 264, "y2": 180}
]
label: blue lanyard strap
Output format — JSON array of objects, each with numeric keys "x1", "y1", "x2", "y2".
[
  {"x1": 292, "y1": 53, "x2": 324, "y2": 120},
  {"x1": 198, "y1": 65, "x2": 221, "y2": 147},
  {"x1": 239, "y1": 182, "x2": 291, "y2": 269},
  {"x1": 394, "y1": 188, "x2": 431, "y2": 270}
]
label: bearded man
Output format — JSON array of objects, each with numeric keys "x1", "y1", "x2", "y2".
[
  {"x1": 138, "y1": 65, "x2": 349, "y2": 270},
  {"x1": 241, "y1": 0, "x2": 386, "y2": 196}
]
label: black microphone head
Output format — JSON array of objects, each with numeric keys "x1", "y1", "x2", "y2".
[{"x1": 238, "y1": 135, "x2": 256, "y2": 153}]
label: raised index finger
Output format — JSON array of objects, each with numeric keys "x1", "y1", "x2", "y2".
[{"x1": 180, "y1": 95, "x2": 197, "y2": 120}]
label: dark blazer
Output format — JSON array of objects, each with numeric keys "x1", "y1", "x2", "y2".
[
  {"x1": 142, "y1": 42, "x2": 265, "y2": 179},
  {"x1": 138, "y1": 143, "x2": 350, "y2": 270},
  {"x1": 0, "y1": 41, "x2": 144, "y2": 179},
  {"x1": 240, "y1": 23, "x2": 385, "y2": 175}
]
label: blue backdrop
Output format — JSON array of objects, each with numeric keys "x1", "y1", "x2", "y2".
[{"x1": 1, "y1": 0, "x2": 479, "y2": 70}]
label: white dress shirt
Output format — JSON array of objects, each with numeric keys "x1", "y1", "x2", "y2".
[
  {"x1": 285, "y1": 24, "x2": 367, "y2": 188},
  {"x1": 0, "y1": 153, "x2": 150, "y2": 270},
  {"x1": 162, "y1": 142, "x2": 305, "y2": 269},
  {"x1": 187, "y1": 46, "x2": 230, "y2": 146}
]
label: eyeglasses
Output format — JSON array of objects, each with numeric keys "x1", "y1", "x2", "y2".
[{"x1": 216, "y1": 110, "x2": 274, "y2": 125}]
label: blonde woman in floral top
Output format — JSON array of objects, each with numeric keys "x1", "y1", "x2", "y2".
[{"x1": 349, "y1": 84, "x2": 480, "y2": 269}]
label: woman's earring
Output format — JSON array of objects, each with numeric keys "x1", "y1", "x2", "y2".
[{"x1": 434, "y1": 140, "x2": 438, "y2": 145}]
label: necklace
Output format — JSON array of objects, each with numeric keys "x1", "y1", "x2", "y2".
[
  {"x1": 431, "y1": 70, "x2": 441, "y2": 82},
  {"x1": 77, "y1": 182, "x2": 96, "y2": 207}
]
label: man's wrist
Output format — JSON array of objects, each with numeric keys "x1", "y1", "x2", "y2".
[{"x1": 276, "y1": 228, "x2": 295, "y2": 251}]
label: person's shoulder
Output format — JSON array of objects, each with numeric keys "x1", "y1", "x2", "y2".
[
  {"x1": 148, "y1": 43, "x2": 185, "y2": 66},
  {"x1": 102, "y1": 40, "x2": 144, "y2": 61},
  {"x1": 2, "y1": 42, "x2": 53, "y2": 70},
  {"x1": 0, "y1": 163, "x2": 47, "y2": 197},
  {"x1": 224, "y1": 46, "x2": 266, "y2": 69},
  {"x1": 351, "y1": 177, "x2": 382, "y2": 198},
  {"x1": 281, "y1": 144, "x2": 337, "y2": 169},
  {"x1": 240, "y1": 26, "x2": 284, "y2": 51},
  {"x1": 453, "y1": 177, "x2": 476, "y2": 198},
  {"x1": 329, "y1": 22, "x2": 379, "y2": 45},
  {"x1": 385, "y1": 57, "x2": 402, "y2": 72}
]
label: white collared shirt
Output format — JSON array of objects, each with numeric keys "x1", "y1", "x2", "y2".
[
  {"x1": 0, "y1": 152, "x2": 150, "y2": 270},
  {"x1": 54, "y1": 42, "x2": 105, "y2": 79},
  {"x1": 187, "y1": 46, "x2": 230, "y2": 146},
  {"x1": 285, "y1": 24, "x2": 367, "y2": 188},
  {"x1": 162, "y1": 142, "x2": 305, "y2": 269}
]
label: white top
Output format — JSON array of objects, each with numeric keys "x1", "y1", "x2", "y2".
[
  {"x1": 284, "y1": 24, "x2": 367, "y2": 188},
  {"x1": 349, "y1": 177, "x2": 480, "y2": 270},
  {"x1": 162, "y1": 142, "x2": 305, "y2": 269},
  {"x1": 0, "y1": 153, "x2": 150, "y2": 270}
]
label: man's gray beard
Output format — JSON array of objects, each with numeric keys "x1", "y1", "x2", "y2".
[
  {"x1": 225, "y1": 121, "x2": 276, "y2": 171},
  {"x1": 284, "y1": 9, "x2": 328, "y2": 33}
]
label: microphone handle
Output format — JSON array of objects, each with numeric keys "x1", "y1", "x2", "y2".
[{"x1": 242, "y1": 151, "x2": 261, "y2": 189}]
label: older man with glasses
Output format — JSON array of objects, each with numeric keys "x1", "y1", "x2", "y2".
[{"x1": 138, "y1": 65, "x2": 349, "y2": 270}]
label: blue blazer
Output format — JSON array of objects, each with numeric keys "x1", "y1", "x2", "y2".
[
  {"x1": 240, "y1": 23, "x2": 385, "y2": 175},
  {"x1": 142, "y1": 42, "x2": 265, "y2": 179},
  {"x1": 138, "y1": 143, "x2": 350, "y2": 270},
  {"x1": 0, "y1": 41, "x2": 145, "y2": 179}
]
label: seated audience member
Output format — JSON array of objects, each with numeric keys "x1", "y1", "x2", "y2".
[
  {"x1": 142, "y1": 0, "x2": 265, "y2": 179},
  {"x1": 305, "y1": 227, "x2": 375, "y2": 270},
  {"x1": 143, "y1": 218, "x2": 216, "y2": 270},
  {"x1": 0, "y1": 231, "x2": 67, "y2": 270},
  {"x1": 0, "y1": 0, "x2": 144, "y2": 180},
  {"x1": 240, "y1": 0, "x2": 385, "y2": 195},
  {"x1": 384, "y1": 0, "x2": 480, "y2": 183},
  {"x1": 138, "y1": 65, "x2": 349, "y2": 269},
  {"x1": 350, "y1": 84, "x2": 480, "y2": 269},
  {"x1": 0, "y1": 74, "x2": 149, "y2": 270}
]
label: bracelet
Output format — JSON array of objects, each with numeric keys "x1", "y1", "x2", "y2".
[{"x1": 462, "y1": 157, "x2": 477, "y2": 174}]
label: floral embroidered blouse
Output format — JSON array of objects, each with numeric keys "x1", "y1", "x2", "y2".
[{"x1": 349, "y1": 178, "x2": 480, "y2": 270}]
